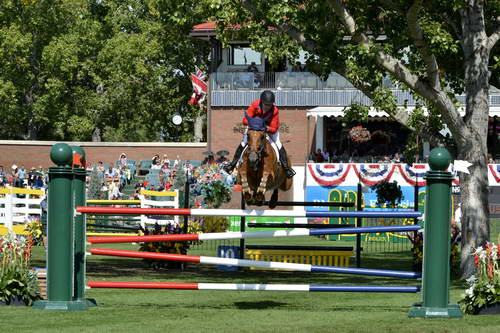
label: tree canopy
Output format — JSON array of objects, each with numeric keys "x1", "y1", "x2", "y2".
[{"x1": 0, "y1": 0, "x2": 209, "y2": 141}]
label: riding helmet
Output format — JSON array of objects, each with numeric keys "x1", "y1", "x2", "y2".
[{"x1": 260, "y1": 90, "x2": 275, "y2": 104}]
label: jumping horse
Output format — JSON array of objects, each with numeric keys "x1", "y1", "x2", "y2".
[{"x1": 236, "y1": 115, "x2": 292, "y2": 208}]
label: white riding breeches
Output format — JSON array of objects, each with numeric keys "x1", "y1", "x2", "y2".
[{"x1": 240, "y1": 128, "x2": 282, "y2": 150}]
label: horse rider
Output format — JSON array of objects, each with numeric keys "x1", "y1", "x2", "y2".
[{"x1": 224, "y1": 90, "x2": 296, "y2": 178}]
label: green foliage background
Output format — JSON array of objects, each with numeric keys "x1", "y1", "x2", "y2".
[{"x1": 0, "y1": 0, "x2": 209, "y2": 142}]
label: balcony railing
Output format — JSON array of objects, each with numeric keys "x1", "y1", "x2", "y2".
[{"x1": 211, "y1": 72, "x2": 373, "y2": 90}]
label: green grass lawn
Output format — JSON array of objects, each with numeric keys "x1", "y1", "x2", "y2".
[{"x1": 2, "y1": 237, "x2": 500, "y2": 333}]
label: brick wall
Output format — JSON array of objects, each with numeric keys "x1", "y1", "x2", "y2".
[
  {"x1": 0, "y1": 142, "x2": 207, "y2": 169},
  {"x1": 209, "y1": 106, "x2": 314, "y2": 164}
]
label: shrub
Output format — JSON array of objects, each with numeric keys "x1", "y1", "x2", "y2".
[{"x1": 0, "y1": 233, "x2": 42, "y2": 305}]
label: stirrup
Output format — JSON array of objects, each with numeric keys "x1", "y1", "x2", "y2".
[{"x1": 224, "y1": 162, "x2": 236, "y2": 173}]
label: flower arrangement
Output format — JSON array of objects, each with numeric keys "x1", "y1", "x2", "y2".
[
  {"x1": 407, "y1": 223, "x2": 460, "y2": 274},
  {"x1": 23, "y1": 216, "x2": 43, "y2": 246},
  {"x1": 0, "y1": 233, "x2": 42, "y2": 305},
  {"x1": 349, "y1": 126, "x2": 371, "y2": 143},
  {"x1": 459, "y1": 240, "x2": 500, "y2": 314}
]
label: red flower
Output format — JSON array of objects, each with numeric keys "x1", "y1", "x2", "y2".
[{"x1": 474, "y1": 255, "x2": 480, "y2": 268}]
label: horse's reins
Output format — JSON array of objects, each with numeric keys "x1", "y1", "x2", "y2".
[{"x1": 244, "y1": 107, "x2": 273, "y2": 168}]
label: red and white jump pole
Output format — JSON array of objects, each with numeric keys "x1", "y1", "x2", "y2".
[{"x1": 89, "y1": 248, "x2": 421, "y2": 279}]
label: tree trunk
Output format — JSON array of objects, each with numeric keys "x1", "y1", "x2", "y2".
[
  {"x1": 458, "y1": 1, "x2": 491, "y2": 278},
  {"x1": 193, "y1": 112, "x2": 206, "y2": 142},
  {"x1": 458, "y1": 146, "x2": 490, "y2": 278},
  {"x1": 92, "y1": 127, "x2": 102, "y2": 142}
]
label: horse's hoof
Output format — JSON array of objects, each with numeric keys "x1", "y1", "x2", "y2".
[
  {"x1": 254, "y1": 193, "x2": 265, "y2": 203},
  {"x1": 268, "y1": 201, "x2": 277, "y2": 209}
]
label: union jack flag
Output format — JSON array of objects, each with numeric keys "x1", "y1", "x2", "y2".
[{"x1": 189, "y1": 68, "x2": 208, "y2": 105}]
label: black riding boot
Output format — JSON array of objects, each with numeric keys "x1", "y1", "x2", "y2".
[
  {"x1": 279, "y1": 147, "x2": 296, "y2": 178},
  {"x1": 224, "y1": 144, "x2": 245, "y2": 173}
]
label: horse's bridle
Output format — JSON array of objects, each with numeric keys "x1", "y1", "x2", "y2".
[{"x1": 247, "y1": 131, "x2": 267, "y2": 171}]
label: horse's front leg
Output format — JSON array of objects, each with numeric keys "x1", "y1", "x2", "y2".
[
  {"x1": 240, "y1": 171, "x2": 253, "y2": 203},
  {"x1": 255, "y1": 172, "x2": 270, "y2": 202}
]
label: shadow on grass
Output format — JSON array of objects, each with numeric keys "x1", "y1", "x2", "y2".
[{"x1": 234, "y1": 301, "x2": 287, "y2": 310}]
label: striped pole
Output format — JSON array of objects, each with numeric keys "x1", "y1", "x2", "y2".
[
  {"x1": 76, "y1": 206, "x2": 421, "y2": 219},
  {"x1": 87, "y1": 225, "x2": 421, "y2": 244},
  {"x1": 89, "y1": 248, "x2": 421, "y2": 279},
  {"x1": 87, "y1": 281, "x2": 420, "y2": 293},
  {"x1": 246, "y1": 223, "x2": 356, "y2": 228}
]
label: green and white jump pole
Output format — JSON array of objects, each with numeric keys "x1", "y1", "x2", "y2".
[
  {"x1": 33, "y1": 143, "x2": 91, "y2": 310},
  {"x1": 408, "y1": 147, "x2": 463, "y2": 318}
]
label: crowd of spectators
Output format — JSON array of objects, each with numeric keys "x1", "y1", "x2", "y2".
[
  {"x1": 0, "y1": 164, "x2": 47, "y2": 190},
  {"x1": 310, "y1": 148, "x2": 404, "y2": 164},
  {"x1": 84, "y1": 151, "x2": 235, "y2": 201}
]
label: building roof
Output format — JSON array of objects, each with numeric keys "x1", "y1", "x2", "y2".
[{"x1": 192, "y1": 21, "x2": 216, "y2": 31}]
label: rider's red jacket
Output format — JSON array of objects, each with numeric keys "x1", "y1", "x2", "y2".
[{"x1": 242, "y1": 99, "x2": 280, "y2": 134}]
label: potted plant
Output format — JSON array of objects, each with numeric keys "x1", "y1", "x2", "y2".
[
  {"x1": 459, "y1": 240, "x2": 500, "y2": 315},
  {"x1": 0, "y1": 233, "x2": 42, "y2": 306},
  {"x1": 349, "y1": 125, "x2": 371, "y2": 143},
  {"x1": 372, "y1": 181, "x2": 403, "y2": 208}
]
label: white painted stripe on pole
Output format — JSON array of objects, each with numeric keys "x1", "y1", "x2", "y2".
[
  {"x1": 200, "y1": 256, "x2": 312, "y2": 271},
  {"x1": 198, "y1": 229, "x2": 310, "y2": 241},
  {"x1": 198, "y1": 283, "x2": 310, "y2": 291},
  {"x1": 191, "y1": 209, "x2": 307, "y2": 217}
]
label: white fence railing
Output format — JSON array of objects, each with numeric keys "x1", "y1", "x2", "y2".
[
  {"x1": 0, "y1": 187, "x2": 45, "y2": 231},
  {"x1": 139, "y1": 189, "x2": 179, "y2": 228},
  {"x1": 1, "y1": 187, "x2": 180, "y2": 234}
]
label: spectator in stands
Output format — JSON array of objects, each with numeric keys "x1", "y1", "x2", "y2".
[
  {"x1": 247, "y1": 61, "x2": 259, "y2": 73},
  {"x1": 151, "y1": 159, "x2": 161, "y2": 170},
  {"x1": 0, "y1": 165, "x2": 5, "y2": 187},
  {"x1": 152, "y1": 154, "x2": 160, "y2": 165},
  {"x1": 247, "y1": 62, "x2": 261, "y2": 87},
  {"x1": 321, "y1": 150, "x2": 329, "y2": 162},
  {"x1": 97, "y1": 161, "x2": 105, "y2": 178},
  {"x1": 28, "y1": 167, "x2": 38, "y2": 187},
  {"x1": 105, "y1": 165, "x2": 118, "y2": 178},
  {"x1": 314, "y1": 149, "x2": 325, "y2": 163},
  {"x1": 184, "y1": 160, "x2": 193, "y2": 173},
  {"x1": 393, "y1": 152, "x2": 402, "y2": 163},
  {"x1": 12, "y1": 164, "x2": 21, "y2": 187},
  {"x1": 119, "y1": 153, "x2": 127, "y2": 166},
  {"x1": 161, "y1": 154, "x2": 169, "y2": 165},
  {"x1": 292, "y1": 61, "x2": 303, "y2": 72},
  {"x1": 216, "y1": 153, "x2": 228, "y2": 164},
  {"x1": 161, "y1": 160, "x2": 171, "y2": 172},
  {"x1": 33, "y1": 174, "x2": 45, "y2": 189},
  {"x1": 173, "y1": 155, "x2": 180, "y2": 169},
  {"x1": 107, "y1": 180, "x2": 123, "y2": 200},
  {"x1": 202, "y1": 153, "x2": 215, "y2": 166}
]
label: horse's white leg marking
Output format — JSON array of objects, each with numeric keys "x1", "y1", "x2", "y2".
[{"x1": 258, "y1": 172, "x2": 269, "y2": 194}]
